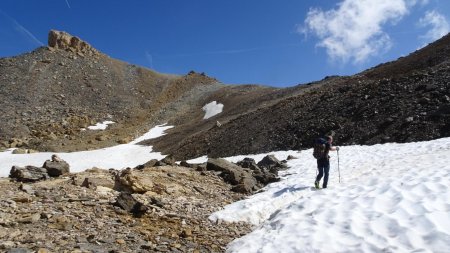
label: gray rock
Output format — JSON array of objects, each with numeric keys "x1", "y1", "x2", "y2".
[
  {"x1": 19, "y1": 184, "x2": 34, "y2": 195},
  {"x1": 160, "y1": 155, "x2": 176, "y2": 165},
  {"x1": 257, "y1": 155, "x2": 286, "y2": 170},
  {"x1": 207, "y1": 158, "x2": 257, "y2": 193},
  {"x1": 207, "y1": 159, "x2": 249, "y2": 185},
  {"x1": 42, "y1": 160, "x2": 70, "y2": 177},
  {"x1": 231, "y1": 176, "x2": 258, "y2": 194},
  {"x1": 9, "y1": 166, "x2": 49, "y2": 182},
  {"x1": 134, "y1": 159, "x2": 158, "y2": 170},
  {"x1": 236, "y1": 158, "x2": 260, "y2": 171}
]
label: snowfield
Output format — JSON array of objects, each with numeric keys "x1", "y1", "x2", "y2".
[
  {"x1": 207, "y1": 137, "x2": 450, "y2": 253},
  {"x1": 1, "y1": 127, "x2": 449, "y2": 252}
]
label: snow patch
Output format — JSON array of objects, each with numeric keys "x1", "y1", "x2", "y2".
[
  {"x1": 86, "y1": 120, "x2": 115, "y2": 130},
  {"x1": 0, "y1": 124, "x2": 173, "y2": 177},
  {"x1": 130, "y1": 124, "x2": 173, "y2": 144},
  {"x1": 202, "y1": 101, "x2": 223, "y2": 119}
]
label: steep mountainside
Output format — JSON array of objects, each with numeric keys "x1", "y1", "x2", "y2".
[
  {"x1": 151, "y1": 34, "x2": 450, "y2": 159},
  {"x1": 0, "y1": 31, "x2": 223, "y2": 152},
  {"x1": 1, "y1": 30, "x2": 449, "y2": 160}
]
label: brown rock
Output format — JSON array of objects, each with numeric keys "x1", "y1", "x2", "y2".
[
  {"x1": 48, "y1": 30, "x2": 99, "y2": 56},
  {"x1": 81, "y1": 176, "x2": 115, "y2": 189},
  {"x1": 115, "y1": 168, "x2": 153, "y2": 193},
  {"x1": 95, "y1": 135, "x2": 107, "y2": 141}
]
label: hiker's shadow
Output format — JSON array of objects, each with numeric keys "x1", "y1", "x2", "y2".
[{"x1": 272, "y1": 186, "x2": 309, "y2": 197}]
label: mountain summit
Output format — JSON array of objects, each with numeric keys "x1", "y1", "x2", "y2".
[
  {"x1": 0, "y1": 30, "x2": 449, "y2": 159},
  {"x1": 47, "y1": 30, "x2": 100, "y2": 57}
]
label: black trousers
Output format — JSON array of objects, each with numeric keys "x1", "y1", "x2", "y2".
[{"x1": 315, "y1": 158, "x2": 330, "y2": 188}]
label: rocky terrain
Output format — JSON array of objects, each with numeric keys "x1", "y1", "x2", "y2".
[
  {"x1": 1, "y1": 151, "x2": 289, "y2": 252},
  {"x1": 1, "y1": 158, "x2": 254, "y2": 252}
]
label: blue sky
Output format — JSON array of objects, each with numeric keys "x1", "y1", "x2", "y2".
[{"x1": 0, "y1": 0, "x2": 449, "y2": 87}]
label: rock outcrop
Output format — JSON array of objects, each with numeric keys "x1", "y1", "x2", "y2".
[{"x1": 48, "y1": 30, "x2": 99, "y2": 56}]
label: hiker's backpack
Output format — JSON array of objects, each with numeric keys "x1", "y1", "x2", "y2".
[{"x1": 313, "y1": 138, "x2": 327, "y2": 159}]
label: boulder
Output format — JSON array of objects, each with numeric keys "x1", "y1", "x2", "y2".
[
  {"x1": 231, "y1": 176, "x2": 258, "y2": 194},
  {"x1": 253, "y1": 169, "x2": 280, "y2": 185},
  {"x1": 257, "y1": 155, "x2": 288, "y2": 171},
  {"x1": 114, "y1": 168, "x2": 153, "y2": 193},
  {"x1": 43, "y1": 155, "x2": 70, "y2": 177},
  {"x1": 236, "y1": 158, "x2": 260, "y2": 171},
  {"x1": 236, "y1": 157, "x2": 281, "y2": 187},
  {"x1": 115, "y1": 192, "x2": 148, "y2": 216},
  {"x1": 134, "y1": 159, "x2": 158, "y2": 170},
  {"x1": 9, "y1": 166, "x2": 49, "y2": 182},
  {"x1": 206, "y1": 158, "x2": 255, "y2": 189},
  {"x1": 155, "y1": 155, "x2": 176, "y2": 166},
  {"x1": 195, "y1": 163, "x2": 207, "y2": 171},
  {"x1": 160, "y1": 155, "x2": 176, "y2": 165},
  {"x1": 179, "y1": 160, "x2": 193, "y2": 168}
]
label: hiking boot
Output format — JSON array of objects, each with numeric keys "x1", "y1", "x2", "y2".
[{"x1": 314, "y1": 181, "x2": 320, "y2": 189}]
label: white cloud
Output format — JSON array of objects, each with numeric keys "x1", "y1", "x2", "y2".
[
  {"x1": 418, "y1": 10, "x2": 449, "y2": 42},
  {"x1": 301, "y1": 0, "x2": 427, "y2": 64}
]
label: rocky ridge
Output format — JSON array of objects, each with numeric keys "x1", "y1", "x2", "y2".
[
  {"x1": 0, "y1": 30, "x2": 222, "y2": 153},
  {"x1": 48, "y1": 30, "x2": 100, "y2": 57}
]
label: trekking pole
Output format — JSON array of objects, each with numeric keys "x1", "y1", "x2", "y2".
[{"x1": 337, "y1": 149, "x2": 341, "y2": 183}]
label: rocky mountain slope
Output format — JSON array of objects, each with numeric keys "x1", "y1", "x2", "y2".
[
  {"x1": 0, "y1": 30, "x2": 223, "y2": 152},
  {"x1": 1, "y1": 30, "x2": 449, "y2": 160},
  {"x1": 151, "y1": 34, "x2": 450, "y2": 159}
]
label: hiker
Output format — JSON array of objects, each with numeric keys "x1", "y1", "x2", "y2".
[{"x1": 313, "y1": 135, "x2": 339, "y2": 189}]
